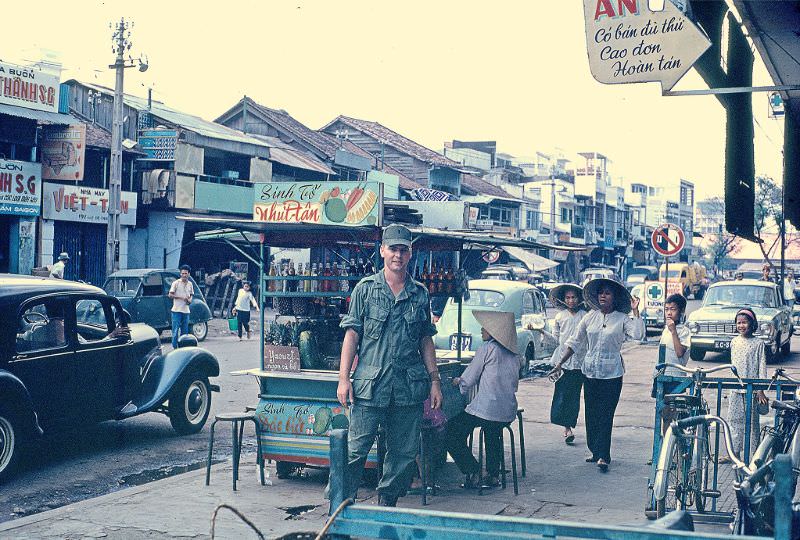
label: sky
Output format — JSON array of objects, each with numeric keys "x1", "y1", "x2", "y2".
[{"x1": 2, "y1": 0, "x2": 786, "y2": 199}]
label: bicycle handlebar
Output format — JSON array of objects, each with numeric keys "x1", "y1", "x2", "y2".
[
  {"x1": 770, "y1": 368, "x2": 800, "y2": 385},
  {"x1": 655, "y1": 363, "x2": 744, "y2": 387}
]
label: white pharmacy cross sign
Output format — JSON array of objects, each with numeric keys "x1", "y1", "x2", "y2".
[
  {"x1": 583, "y1": 0, "x2": 711, "y2": 92},
  {"x1": 651, "y1": 222, "x2": 685, "y2": 257}
]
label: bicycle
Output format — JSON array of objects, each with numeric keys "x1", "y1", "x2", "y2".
[
  {"x1": 652, "y1": 362, "x2": 743, "y2": 518},
  {"x1": 749, "y1": 369, "x2": 800, "y2": 470}
]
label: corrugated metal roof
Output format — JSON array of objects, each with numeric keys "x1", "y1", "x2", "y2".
[
  {"x1": 0, "y1": 103, "x2": 72, "y2": 124},
  {"x1": 267, "y1": 147, "x2": 335, "y2": 175},
  {"x1": 73, "y1": 81, "x2": 272, "y2": 151},
  {"x1": 460, "y1": 174, "x2": 516, "y2": 198}
]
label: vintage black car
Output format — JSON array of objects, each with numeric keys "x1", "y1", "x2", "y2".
[
  {"x1": 103, "y1": 269, "x2": 212, "y2": 341},
  {"x1": 0, "y1": 275, "x2": 220, "y2": 482}
]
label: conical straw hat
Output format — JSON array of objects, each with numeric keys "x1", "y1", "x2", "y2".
[
  {"x1": 583, "y1": 278, "x2": 632, "y2": 314},
  {"x1": 549, "y1": 284, "x2": 584, "y2": 309},
  {"x1": 471, "y1": 310, "x2": 518, "y2": 355}
]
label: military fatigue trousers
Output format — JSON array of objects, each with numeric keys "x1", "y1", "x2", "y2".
[{"x1": 346, "y1": 401, "x2": 422, "y2": 500}]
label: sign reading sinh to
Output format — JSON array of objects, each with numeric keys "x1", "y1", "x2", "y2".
[{"x1": 253, "y1": 181, "x2": 382, "y2": 227}]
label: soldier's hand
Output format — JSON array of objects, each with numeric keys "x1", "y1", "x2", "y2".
[
  {"x1": 429, "y1": 383, "x2": 443, "y2": 410},
  {"x1": 337, "y1": 379, "x2": 354, "y2": 407}
]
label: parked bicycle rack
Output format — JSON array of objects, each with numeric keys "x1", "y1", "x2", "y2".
[
  {"x1": 648, "y1": 374, "x2": 798, "y2": 523},
  {"x1": 326, "y1": 429, "x2": 780, "y2": 540}
]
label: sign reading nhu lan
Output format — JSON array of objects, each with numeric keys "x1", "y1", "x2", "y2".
[{"x1": 253, "y1": 181, "x2": 382, "y2": 226}]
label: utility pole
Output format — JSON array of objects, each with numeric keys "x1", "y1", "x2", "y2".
[{"x1": 106, "y1": 18, "x2": 147, "y2": 276}]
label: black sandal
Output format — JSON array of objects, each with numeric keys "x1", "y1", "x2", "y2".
[
  {"x1": 586, "y1": 456, "x2": 599, "y2": 463},
  {"x1": 597, "y1": 459, "x2": 609, "y2": 472},
  {"x1": 565, "y1": 434, "x2": 575, "y2": 445}
]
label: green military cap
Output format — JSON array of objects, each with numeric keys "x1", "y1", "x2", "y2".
[{"x1": 382, "y1": 224, "x2": 413, "y2": 247}]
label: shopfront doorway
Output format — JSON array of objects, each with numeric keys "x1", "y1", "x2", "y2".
[{"x1": 53, "y1": 221, "x2": 107, "y2": 286}]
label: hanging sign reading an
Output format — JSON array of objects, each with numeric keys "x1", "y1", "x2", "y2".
[{"x1": 583, "y1": 0, "x2": 711, "y2": 92}]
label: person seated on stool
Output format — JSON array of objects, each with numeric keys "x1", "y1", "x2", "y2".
[{"x1": 446, "y1": 310, "x2": 520, "y2": 489}]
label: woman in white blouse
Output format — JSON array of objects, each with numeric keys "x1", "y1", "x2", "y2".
[{"x1": 548, "y1": 278, "x2": 644, "y2": 472}]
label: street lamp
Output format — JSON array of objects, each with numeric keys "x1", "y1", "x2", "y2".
[{"x1": 106, "y1": 18, "x2": 147, "y2": 276}]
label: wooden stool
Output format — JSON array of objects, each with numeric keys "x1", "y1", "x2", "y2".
[
  {"x1": 205, "y1": 411, "x2": 265, "y2": 490},
  {"x1": 516, "y1": 408, "x2": 527, "y2": 477}
]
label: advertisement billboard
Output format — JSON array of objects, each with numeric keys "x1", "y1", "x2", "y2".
[
  {"x1": 41, "y1": 124, "x2": 86, "y2": 181},
  {"x1": 42, "y1": 183, "x2": 137, "y2": 226},
  {"x1": 253, "y1": 181, "x2": 382, "y2": 227},
  {"x1": 0, "y1": 159, "x2": 41, "y2": 216},
  {"x1": 0, "y1": 61, "x2": 60, "y2": 113}
]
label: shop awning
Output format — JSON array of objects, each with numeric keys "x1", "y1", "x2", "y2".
[
  {"x1": 503, "y1": 246, "x2": 559, "y2": 271},
  {"x1": 0, "y1": 103, "x2": 73, "y2": 124},
  {"x1": 407, "y1": 227, "x2": 584, "y2": 252},
  {"x1": 268, "y1": 147, "x2": 336, "y2": 175}
]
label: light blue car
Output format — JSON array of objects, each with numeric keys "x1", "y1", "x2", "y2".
[{"x1": 433, "y1": 279, "x2": 558, "y2": 373}]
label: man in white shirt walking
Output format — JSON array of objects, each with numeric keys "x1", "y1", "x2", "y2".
[
  {"x1": 168, "y1": 265, "x2": 194, "y2": 348},
  {"x1": 49, "y1": 252, "x2": 70, "y2": 279}
]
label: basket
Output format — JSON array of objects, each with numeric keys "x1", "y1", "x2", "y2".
[{"x1": 227, "y1": 317, "x2": 238, "y2": 331}]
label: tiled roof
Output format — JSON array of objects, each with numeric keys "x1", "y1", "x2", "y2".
[
  {"x1": 323, "y1": 115, "x2": 459, "y2": 168},
  {"x1": 68, "y1": 110, "x2": 143, "y2": 154},
  {"x1": 228, "y1": 98, "x2": 341, "y2": 159}
]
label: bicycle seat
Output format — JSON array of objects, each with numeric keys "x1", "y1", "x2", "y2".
[
  {"x1": 664, "y1": 394, "x2": 702, "y2": 410},
  {"x1": 771, "y1": 400, "x2": 800, "y2": 413}
]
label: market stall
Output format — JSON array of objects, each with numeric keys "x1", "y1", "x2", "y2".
[{"x1": 180, "y1": 194, "x2": 580, "y2": 477}]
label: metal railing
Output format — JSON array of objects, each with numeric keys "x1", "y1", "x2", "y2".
[
  {"x1": 326, "y1": 429, "x2": 770, "y2": 539},
  {"x1": 648, "y1": 374, "x2": 798, "y2": 522}
]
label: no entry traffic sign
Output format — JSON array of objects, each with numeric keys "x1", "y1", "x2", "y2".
[{"x1": 651, "y1": 223, "x2": 685, "y2": 257}]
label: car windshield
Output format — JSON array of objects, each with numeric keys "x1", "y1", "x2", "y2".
[
  {"x1": 704, "y1": 285, "x2": 776, "y2": 308},
  {"x1": 463, "y1": 289, "x2": 506, "y2": 308},
  {"x1": 104, "y1": 277, "x2": 141, "y2": 297},
  {"x1": 627, "y1": 275, "x2": 646, "y2": 282},
  {"x1": 661, "y1": 270, "x2": 682, "y2": 278}
]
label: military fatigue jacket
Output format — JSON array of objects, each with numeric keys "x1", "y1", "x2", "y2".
[{"x1": 340, "y1": 270, "x2": 437, "y2": 407}]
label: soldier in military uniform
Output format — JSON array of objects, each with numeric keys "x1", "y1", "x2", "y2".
[{"x1": 337, "y1": 224, "x2": 443, "y2": 507}]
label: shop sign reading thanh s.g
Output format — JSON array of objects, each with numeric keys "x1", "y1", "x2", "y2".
[
  {"x1": 0, "y1": 159, "x2": 42, "y2": 217},
  {"x1": 41, "y1": 183, "x2": 138, "y2": 226},
  {"x1": 0, "y1": 61, "x2": 60, "y2": 113},
  {"x1": 253, "y1": 181, "x2": 382, "y2": 227}
]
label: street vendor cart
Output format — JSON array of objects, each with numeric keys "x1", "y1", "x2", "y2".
[{"x1": 180, "y1": 185, "x2": 579, "y2": 478}]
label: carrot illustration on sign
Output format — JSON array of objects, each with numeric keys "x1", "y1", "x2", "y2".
[{"x1": 346, "y1": 185, "x2": 365, "y2": 211}]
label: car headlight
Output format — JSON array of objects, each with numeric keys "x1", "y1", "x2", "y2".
[
  {"x1": 758, "y1": 322, "x2": 775, "y2": 338},
  {"x1": 687, "y1": 321, "x2": 699, "y2": 333}
]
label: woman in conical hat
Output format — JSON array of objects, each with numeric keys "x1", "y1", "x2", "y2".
[
  {"x1": 548, "y1": 278, "x2": 644, "y2": 472},
  {"x1": 547, "y1": 284, "x2": 587, "y2": 445},
  {"x1": 446, "y1": 311, "x2": 520, "y2": 489}
]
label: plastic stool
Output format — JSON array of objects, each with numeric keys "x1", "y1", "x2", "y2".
[
  {"x1": 476, "y1": 423, "x2": 518, "y2": 496},
  {"x1": 205, "y1": 411, "x2": 265, "y2": 490}
]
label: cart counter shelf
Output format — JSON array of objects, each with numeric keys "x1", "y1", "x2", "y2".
[{"x1": 234, "y1": 359, "x2": 465, "y2": 474}]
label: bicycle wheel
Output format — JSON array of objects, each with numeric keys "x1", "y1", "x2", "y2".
[
  {"x1": 692, "y1": 424, "x2": 711, "y2": 513},
  {"x1": 656, "y1": 443, "x2": 684, "y2": 518}
]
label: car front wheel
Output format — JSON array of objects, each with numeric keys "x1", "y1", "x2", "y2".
[
  {"x1": 168, "y1": 373, "x2": 212, "y2": 435},
  {"x1": 191, "y1": 321, "x2": 209, "y2": 342},
  {"x1": 0, "y1": 408, "x2": 22, "y2": 483}
]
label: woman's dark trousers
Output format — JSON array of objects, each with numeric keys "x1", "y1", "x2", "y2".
[{"x1": 583, "y1": 376, "x2": 623, "y2": 462}]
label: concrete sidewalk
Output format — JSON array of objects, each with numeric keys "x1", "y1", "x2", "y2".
[{"x1": 0, "y1": 342, "x2": 719, "y2": 539}]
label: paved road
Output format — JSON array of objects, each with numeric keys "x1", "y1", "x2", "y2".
[
  {"x1": 2, "y1": 301, "x2": 798, "y2": 525},
  {"x1": 0, "y1": 321, "x2": 262, "y2": 523}
]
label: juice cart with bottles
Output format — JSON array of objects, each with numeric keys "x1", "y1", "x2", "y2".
[{"x1": 182, "y1": 188, "x2": 570, "y2": 478}]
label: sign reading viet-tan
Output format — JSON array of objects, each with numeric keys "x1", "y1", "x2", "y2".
[
  {"x1": 582, "y1": 0, "x2": 710, "y2": 92},
  {"x1": 253, "y1": 182, "x2": 382, "y2": 227},
  {"x1": 264, "y1": 345, "x2": 301, "y2": 373}
]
